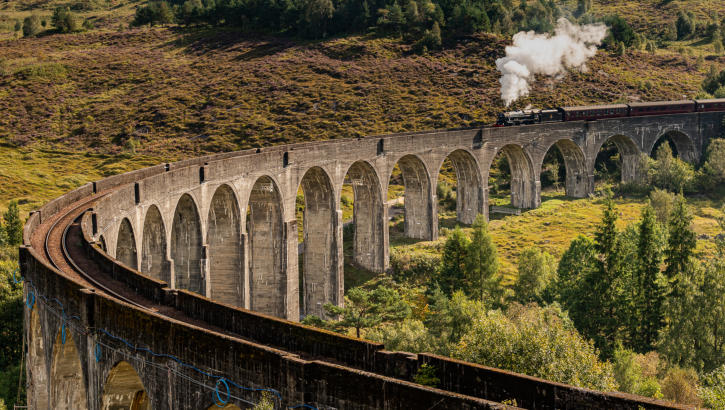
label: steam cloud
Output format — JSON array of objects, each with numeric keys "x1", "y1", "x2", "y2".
[{"x1": 495, "y1": 18, "x2": 608, "y2": 107}]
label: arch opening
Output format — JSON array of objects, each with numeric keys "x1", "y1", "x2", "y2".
[
  {"x1": 99, "y1": 235, "x2": 107, "y2": 252},
  {"x1": 50, "y1": 327, "x2": 87, "y2": 409},
  {"x1": 387, "y1": 155, "x2": 433, "y2": 240},
  {"x1": 116, "y1": 218, "x2": 138, "y2": 270},
  {"x1": 297, "y1": 167, "x2": 339, "y2": 318},
  {"x1": 595, "y1": 135, "x2": 640, "y2": 184},
  {"x1": 488, "y1": 144, "x2": 537, "y2": 209},
  {"x1": 141, "y1": 205, "x2": 169, "y2": 282},
  {"x1": 101, "y1": 361, "x2": 151, "y2": 410},
  {"x1": 247, "y1": 176, "x2": 285, "y2": 317},
  {"x1": 171, "y1": 194, "x2": 204, "y2": 295},
  {"x1": 651, "y1": 130, "x2": 696, "y2": 163},
  {"x1": 207, "y1": 185, "x2": 243, "y2": 307},
  {"x1": 342, "y1": 161, "x2": 385, "y2": 276},
  {"x1": 541, "y1": 140, "x2": 588, "y2": 199},
  {"x1": 437, "y1": 149, "x2": 482, "y2": 227},
  {"x1": 28, "y1": 309, "x2": 49, "y2": 409}
]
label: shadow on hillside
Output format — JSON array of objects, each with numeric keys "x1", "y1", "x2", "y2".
[{"x1": 163, "y1": 27, "x2": 295, "y2": 60}]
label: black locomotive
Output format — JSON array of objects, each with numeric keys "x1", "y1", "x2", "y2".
[{"x1": 495, "y1": 98, "x2": 725, "y2": 126}]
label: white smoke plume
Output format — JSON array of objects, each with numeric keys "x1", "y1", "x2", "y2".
[{"x1": 495, "y1": 18, "x2": 608, "y2": 107}]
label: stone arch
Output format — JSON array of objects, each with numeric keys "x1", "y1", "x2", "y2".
[
  {"x1": 247, "y1": 176, "x2": 285, "y2": 317},
  {"x1": 298, "y1": 166, "x2": 339, "y2": 318},
  {"x1": 101, "y1": 361, "x2": 151, "y2": 410},
  {"x1": 491, "y1": 144, "x2": 538, "y2": 209},
  {"x1": 27, "y1": 308, "x2": 49, "y2": 409},
  {"x1": 439, "y1": 149, "x2": 483, "y2": 225},
  {"x1": 50, "y1": 326, "x2": 87, "y2": 409},
  {"x1": 207, "y1": 184, "x2": 243, "y2": 307},
  {"x1": 595, "y1": 134, "x2": 641, "y2": 183},
  {"x1": 389, "y1": 154, "x2": 433, "y2": 240},
  {"x1": 650, "y1": 130, "x2": 696, "y2": 163},
  {"x1": 344, "y1": 161, "x2": 386, "y2": 273},
  {"x1": 116, "y1": 218, "x2": 138, "y2": 270},
  {"x1": 171, "y1": 194, "x2": 204, "y2": 295},
  {"x1": 141, "y1": 205, "x2": 169, "y2": 283},
  {"x1": 540, "y1": 139, "x2": 589, "y2": 198}
]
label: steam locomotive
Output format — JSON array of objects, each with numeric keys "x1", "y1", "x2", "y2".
[{"x1": 495, "y1": 98, "x2": 725, "y2": 126}]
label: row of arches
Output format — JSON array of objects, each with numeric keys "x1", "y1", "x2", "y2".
[{"x1": 106, "y1": 132, "x2": 694, "y2": 319}]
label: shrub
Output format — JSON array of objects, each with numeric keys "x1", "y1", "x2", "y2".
[
  {"x1": 52, "y1": 7, "x2": 82, "y2": 33},
  {"x1": 22, "y1": 15, "x2": 42, "y2": 37},
  {"x1": 648, "y1": 144, "x2": 694, "y2": 193},
  {"x1": 661, "y1": 367, "x2": 701, "y2": 406},
  {"x1": 699, "y1": 365, "x2": 725, "y2": 409},
  {"x1": 132, "y1": 1, "x2": 175, "y2": 27},
  {"x1": 390, "y1": 249, "x2": 439, "y2": 284},
  {"x1": 649, "y1": 188, "x2": 675, "y2": 224},
  {"x1": 699, "y1": 138, "x2": 725, "y2": 190},
  {"x1": 413, "y1": 363, "x2": 440, "y2": 387}
]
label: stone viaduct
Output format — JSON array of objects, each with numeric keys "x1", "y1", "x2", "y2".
[{"x1": 20, "y1": 110, "x2": 722, "y2": 409}]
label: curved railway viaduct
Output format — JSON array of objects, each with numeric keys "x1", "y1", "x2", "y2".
[{"x1": 20, "y1": 110, "x2": 723, "y2": 409}]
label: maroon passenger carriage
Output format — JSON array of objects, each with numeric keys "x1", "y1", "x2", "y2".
[{"x1": 496, "y1": 98, "x2": 725, "y2": 126}]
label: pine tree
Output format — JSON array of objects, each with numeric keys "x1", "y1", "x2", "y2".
[
  {"x1": 3, "y1": 201, "x2": 22, "y2": 246},
  {"x1": 591, "y1": 198, "x2": 625, "y2": 355},
  {"x1": 465, "y1": 214, "x2": 501, "y2": 303},
  {"x1": 635, "y1": 204, "x2": 665, "y2": 351},
  {"x1": 437, "y1": 227, "x2": 470, "y2": 296},
  {"x1": 0, "y1": 218, "x2": 6, "y2": 246},
  {"x1": 664, "y1": 195, "x2": 696, "y2": 290}
]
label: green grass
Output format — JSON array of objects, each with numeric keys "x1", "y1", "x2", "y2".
[{"x1": 393, "y1": 191, "x2": 724, "y2": 286}]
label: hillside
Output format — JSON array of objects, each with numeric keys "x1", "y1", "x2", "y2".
[{"x1": 0, "y1": 26, "x2": 721, "y2": 154}]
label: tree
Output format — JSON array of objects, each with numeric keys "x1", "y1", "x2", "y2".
[
  {"x1": 649, "y1": 188, "x2": 675, "y2": 224},
  {"x1": 22, "y1": 15, "x2": 42, "y2": 37},
  {"x1": 701, "y1": 138, "x2": 725, "y2": 188},
  {"x1": 664, "y1": 195, "x2": 696, "y2": 287},
  {"x1": 13, "y1": 20, "x2": 21, "y2": 32},
  {"x1": 648, "y1": 143, "x2": 695, "y2": 193},
  {"x1": 417, "y1": 21, "x2": 442, "y2": 51},
  {"x1": 451, "y1": 303, "x2": 617, "y2": 391},
  {"x1": 322, "y1": 285, "x2": 410, "y2": 338},
  {"x1": 298, "y1": 0, "x2": 334, "y2": 38},
  {"x1": 591, "y1": 198, "x2": 626, "y2": 355},
  {"x1": 464, "y1": 215, "x2": 501, "y2": 303},
  {"x1": 634, "y1": 205, "x2": 665, "y2": 351},
  {"x1": 3, "y1": 202, "x2": 22, "y2": 246},
  {"x1": 437, "y1": 227, "x2": 469, "y2": 296},
  {"x1": 52, "y1": 7, "x2": 82, "y2": 33},
  {"x1": 0, "y1": 221, "x2": 6, "y2": 246},
  {"x1": 132, "y1": 1, "x2": 175, "y2": 27},
  {"x1": 714, "y1": 30, "x2": 723, "y2": 54},
  {"x1": 676, "y1": 11, "x2": 695, "y2": 40},
  {"x1": 513, "y1": 247, "x2": 555, "y2": 304}
]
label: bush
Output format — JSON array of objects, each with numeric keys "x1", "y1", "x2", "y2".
[
  {"x1": 648, "y1": 144, "x2": 694, "y2": 193},
  {"x1": 661, "y1": 367, "x2": 701, "y2": 406},
  {"x1": 452, "y1": 303, "x2": 617, "y2": 391},
  {"x1": 132, "y1": 1, "x2": 175, "y2": 27},
  {"x1": 699, "y1": 365, "x2": 725, "y2": 409},
  {"x1": 52, "y1": 7, "x2": 82, "y2": 33},
  {"x1": 390, "y1": 249, "x2": 439, "y2": 284},
  {"x1": 649, "y1": 188, "x2": 675, "y2": 224},
  {"x1": 699, "y1": 138, "x2": 725, "y2": 190},
  {"x1": 22, "y1": 15, "x2": 42, "y2": 37}
]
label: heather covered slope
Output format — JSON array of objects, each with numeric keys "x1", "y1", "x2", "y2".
[{"x1": 0, "y1": 27, "x2": 720, "y2": 158}]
